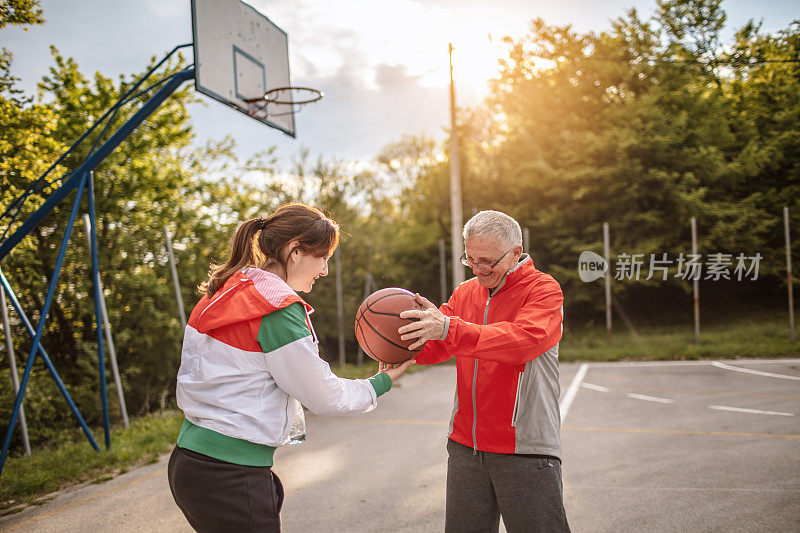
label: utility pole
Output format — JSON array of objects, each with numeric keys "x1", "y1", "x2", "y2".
[
  {"x1": 785, "y1": 207, "x2": 795, "y2": 341},
  {"x1": 691, "y1": 217, "x2": 701, "y2": 343},
  {"x1": 449, "y1": 43, "x2": 465, "y2": 288},
  {"x1": 523, "y1": 227, "x2": 530, "y2": 255},
  {"x1": 603, "y1": 222, "x2": 612, "y2": 345},
  {"x1": 439, "y1": 238, "x2": 448, "y2": 305},
  {"x1": 335, "y1": 250, "x2": 345, "y2": 365},
  {"x1": 1, "y1": 287, "x2": 30, "y2": 455},
  {"x1": 357, "y1": 243, "x2": 374, "y2": 366},
  {"x1": 164, "y1": 227, "x2": 187, "y2": 329}
]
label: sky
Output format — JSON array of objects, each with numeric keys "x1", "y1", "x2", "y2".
[{"x1": 2, "y1": 0, "x2": 798, "y2": 171}]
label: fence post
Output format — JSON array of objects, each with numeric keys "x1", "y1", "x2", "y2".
[
  {"x1": 691, "y1": 217, "x2": 701, "y2": 343},
  {"x1": 335, "y1": 249, "x2": 345, "y2": 366},
  {"x1": 785, "y1": 206, "x2": 796, "y2": 341},
  {"x1": 84, "y1": 214, "x2": 129, "y2": 428},
  {"x1": 0, "y1": 287, "x2": 31, "y2": 455},
  {"x1": 439, "y1": 238, "x2": 448, "y2": 305},
  {"x1": 523, "y1": 227, "x2": 530, "y2": 255},
  {"x1": 357, "y1": 243, "x2": 373, "y2": 366},
  {"x1": 603, "y1": 222, "x2": 612, "y2": 344},
  {"x1": 164, "y1": 227, "x2": 187, "y2": 329}
]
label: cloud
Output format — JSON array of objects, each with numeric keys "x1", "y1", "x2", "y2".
[
  {"x1": 14, "y1": 0, "x2": 794, "y2": 174},
  {"x1": 374, "y1": 64, "x2": 421, "y2": 91},
  {"x1": 252, "y1": 0, "x2": 493, "y2": 90},
  {"x1": 291, "y1": 60, "x2": 449, "y2": 160},
  {"x1": 218, "y1": 0, "x2": 517, "y2": 167}
]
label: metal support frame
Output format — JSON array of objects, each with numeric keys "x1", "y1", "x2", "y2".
[
  {"x1": 0, "y1": 267, "x2": 100, "y2": 456},
  {"x1": 83, "y1": 213, "x2": 129, "y2": 428},
  {"x1": 0, "y1": 68, "x2": 195, "y2": 262},
  {"x1": 0, "y1": 174, "x2": 98, "y2": 473},
  {"x1": 86, "y1": 172, "x2": 111, "y2": 449},
  {"x1": 0, "y1": 66, "x2": 195, "y2": 477}
]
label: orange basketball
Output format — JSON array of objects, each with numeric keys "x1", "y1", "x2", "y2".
[{"x1": 355, "y1": 287, "x2": 424, "y2": 364}]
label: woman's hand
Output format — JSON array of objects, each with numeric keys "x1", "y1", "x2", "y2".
[{"x1": 378, "y1": 359, "x2": 416, "y2": 383}]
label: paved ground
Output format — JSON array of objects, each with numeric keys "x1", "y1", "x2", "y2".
[
  {"x1": 0, "y1": 365, "x2": 456, "y2": 533},
  {"x1": 1, "y1": 358, "x2": 798, "y2": 532},
  {"x1": 562, "y1": 359, "x2": 800, "y2": 532}
]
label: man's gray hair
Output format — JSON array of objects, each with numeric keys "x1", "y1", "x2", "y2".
[{"x1": 463, "y1": 210, "x2": 522, "y2": 248}]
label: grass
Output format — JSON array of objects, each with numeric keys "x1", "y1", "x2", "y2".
[
  {"x1": 560, "y1": 311, "x2": 799, "y2": 362},
  {"x1": 335, "y1": 311, "x2": 799, "y2": 365},
  {"x1": 0, "y1": 411, "x2": 183, "y2": 514}
]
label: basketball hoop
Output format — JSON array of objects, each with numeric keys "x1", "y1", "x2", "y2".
[{"x1": 245, "y1": 87, "x2": 323, "y2": 119}]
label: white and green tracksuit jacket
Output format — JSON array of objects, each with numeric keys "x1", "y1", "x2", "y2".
[{"x1": 175, "y1": 268, "x2": 391, "y2": 466}]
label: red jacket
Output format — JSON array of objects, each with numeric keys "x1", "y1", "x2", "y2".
[{"x1": 416, "y1": 256, "x2": 564, "y2": 456}]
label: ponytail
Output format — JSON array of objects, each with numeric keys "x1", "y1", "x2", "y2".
[
  {"x1": 200, "y1": 218, "x2": 266, "y2": 297},
  {"x1": 200, "y1": 203, "x2": 339, "y2": 298}
]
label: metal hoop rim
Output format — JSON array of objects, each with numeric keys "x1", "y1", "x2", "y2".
[{"x1": 262, "y1": 86, "x2": 324, "y2": 105}]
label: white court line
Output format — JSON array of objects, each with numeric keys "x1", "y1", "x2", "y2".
[
  {"x1": 626, "y1": 393, "x2": 674, "y2": 404},
  {"x1": 574, "y1": 485, "x2": 800, "y2": 493},
  {"x1": 709, "y1": 405, "x2": 794, "y2": 417},
  {"x1": 590, "y1": 359, "x2": 800, "y2": 368},
  {"x1": 711, "y1": 361, "x2": 800, "y2": 381},
  {"x1": 581, "y1": 382, "x2": 610, "y2": 392},
  {"x1": 560, "y1": 363, "x2": 588, "y2": 422},
  {"x1": 711, "y1": 359, "x2": 800, "y2": 365}
]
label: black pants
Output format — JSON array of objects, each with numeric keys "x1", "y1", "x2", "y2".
[
  {"x1": 445, "y1": 439, "x2": 570, "y2": 533},
  {"x1": 168, "y1": 446, "x2": 284, "y2": 532}
]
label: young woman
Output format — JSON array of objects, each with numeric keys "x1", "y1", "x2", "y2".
[{"x1": 168, "y1": 203, "x2": 413, "y2": 532}]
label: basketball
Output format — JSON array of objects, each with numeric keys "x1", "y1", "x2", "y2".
[{"x1": 355, "y1": 287, "x2": 424, "y2": 364}]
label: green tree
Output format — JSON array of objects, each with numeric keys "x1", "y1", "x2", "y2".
[
  {"x1": 0, "y1": 48, "x2": 264, "y2": 446},
  {"x1": 0, "y1": 0, "x2": 43, "y2": 29},
  {"x1": 439, "y1": 0, "x2": 799, "y2": 322}
]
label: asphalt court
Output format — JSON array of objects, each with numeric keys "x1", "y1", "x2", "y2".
[
  {"x1": 1, "y1": 361, "x2": 796, "y2": 532},
  {"x1": 559, "y1": 359, "x2": 800, "y2": 532}
]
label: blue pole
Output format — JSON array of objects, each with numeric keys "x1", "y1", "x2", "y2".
[
  {"x1": 0, "y1": 66, "x2": 194, "y2": 478},
  {"x1": 0, "y1": 174, "x2": 90, "y2": 474},
  {"x1": 0, "y1": 269, "x2": 99, "y2": 452},
  {"x1": 0, "y1": 67, "x2": 195, "y2": 262},
  {"x1": 86, "y1": 172, "x2": 111, "y2": 449},
  {"x1": 0, "y1": 45, "x2": 193, "y2": 243}
]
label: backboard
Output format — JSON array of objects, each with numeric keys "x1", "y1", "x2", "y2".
[{"x1": 190, "y1": 0, "x2": 296, "y2": 137}]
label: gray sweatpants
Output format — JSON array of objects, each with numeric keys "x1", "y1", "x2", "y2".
[{"x1": 445, "y1": 439, "x2": 570, "y2": 533}]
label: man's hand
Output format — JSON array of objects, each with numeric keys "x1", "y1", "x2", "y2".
[
  {"x1": 378, "y1": 359, "x2": 416, "y2": 383},
  {"x1": 398, "y1": 293, "x2": 446, "y2": 350}
]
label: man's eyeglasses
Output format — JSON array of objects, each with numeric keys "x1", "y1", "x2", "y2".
[{"x1": 460, "y1": 248, "x2": 514, "y2": 271}]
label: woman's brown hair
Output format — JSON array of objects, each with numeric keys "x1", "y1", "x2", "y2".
[{"x1": 200, "y1": 203, "x2": 339, "y2": 297}]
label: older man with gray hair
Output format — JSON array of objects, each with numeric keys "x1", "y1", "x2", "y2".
[{"x1": 400, "y1": 210, "x2": 569, "y2": 532}]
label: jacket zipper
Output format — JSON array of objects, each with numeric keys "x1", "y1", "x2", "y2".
[
  {"x1": 511, "y1": 370, "x2": 524, "y2": 427},
  {"x1": 472, "y1": 293, "x2": 493, "y2": 454},
  {"x1": 281, "y1": 395, "x2": 291, "y2": 442}
]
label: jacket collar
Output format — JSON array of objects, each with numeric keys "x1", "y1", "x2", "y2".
[
  {"x1": 190, "y1": 268, "x2": 310, "y2": 333},
  {"x1": 488, "y1": 254, "x2": 535, "y2": 297}
]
